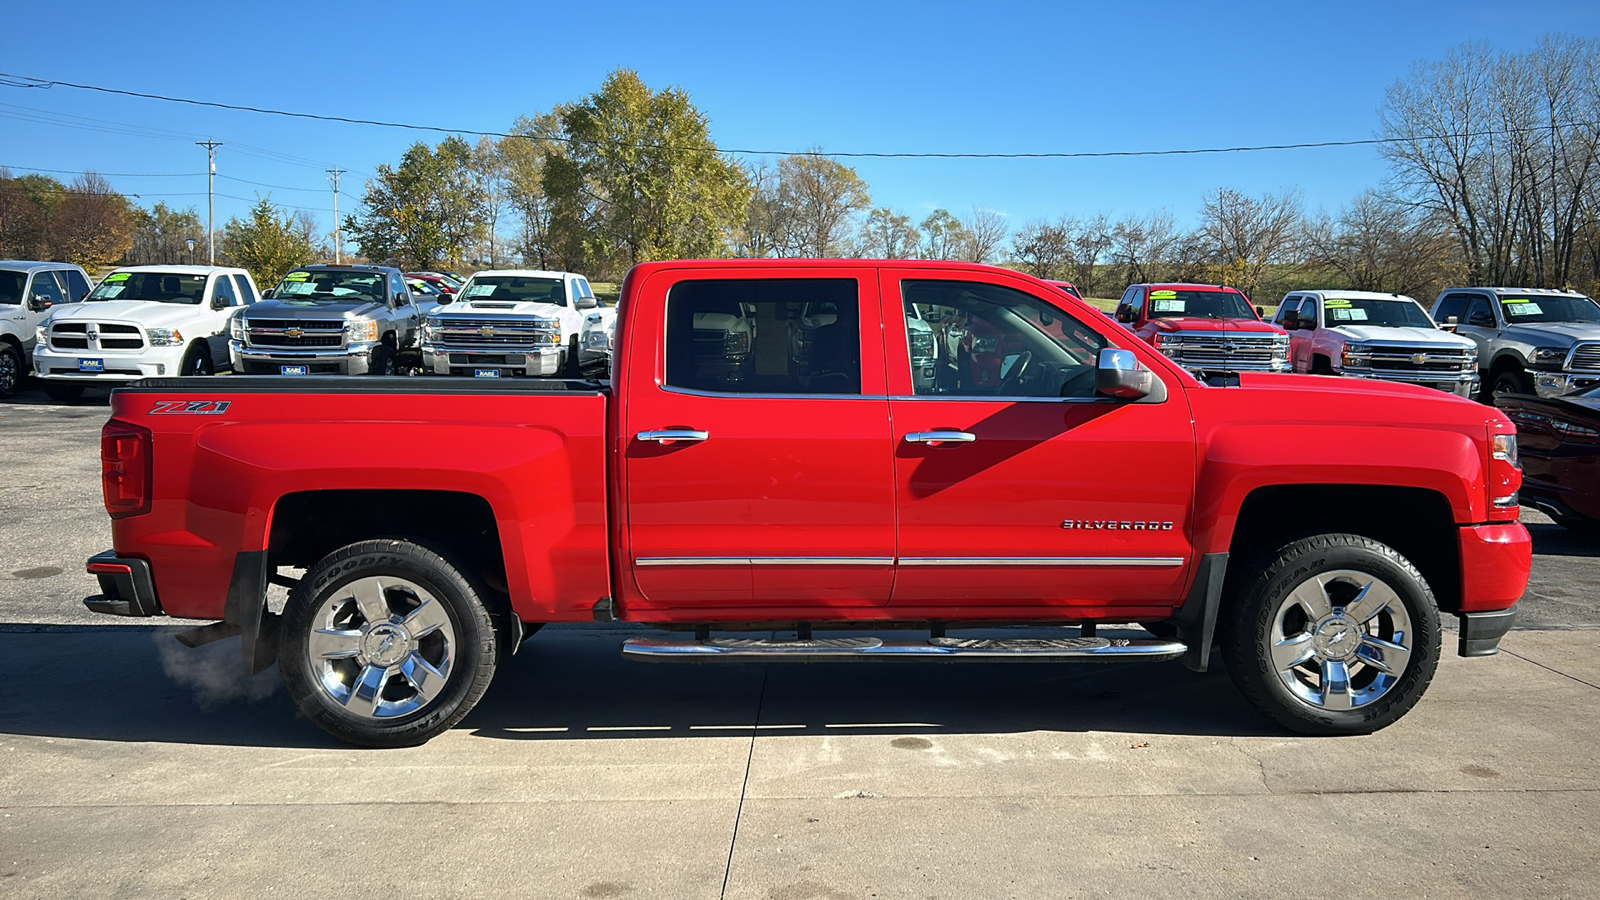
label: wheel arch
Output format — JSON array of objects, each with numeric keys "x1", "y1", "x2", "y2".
[{"x1": 1225, "y1": 484, "x2": 1461, "y2": 614}]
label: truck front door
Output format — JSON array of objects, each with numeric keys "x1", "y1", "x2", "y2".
[
  {"x1": 885, "y1": 271, "x2": 1197, "y2": 615},
  {"x1": 620, "y1": 267, "x2": 896, "y2": 612}
]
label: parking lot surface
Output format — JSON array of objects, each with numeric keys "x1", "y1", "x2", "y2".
[{"x1": 2, "y1": 380, "x2": 1598, "y2": 898}]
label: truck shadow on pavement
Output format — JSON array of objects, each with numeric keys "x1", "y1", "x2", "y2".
[
  {"x1": 0, "y1": 624, "x2": 1285, "y2": 748},
  {"x1": 1525, "y1": 521, "x2": 1600, "y2": 559}
]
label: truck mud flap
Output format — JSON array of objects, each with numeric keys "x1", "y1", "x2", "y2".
[
  {"x1": 1171, "y1": 552, "x2": 1227, "y2": 673},
  {"x1": 223, "y1": 550, "x2": 280, "y2": 676}
]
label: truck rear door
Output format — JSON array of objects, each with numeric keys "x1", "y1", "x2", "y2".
[
  {"x1": 883, "y1": 268, "x2": 1196, "y2": 613},
  {"x1": 619, "y1": 265, "x2": 896, "y2": 611}
]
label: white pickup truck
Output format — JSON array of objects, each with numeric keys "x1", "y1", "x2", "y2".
[
  {"x1": 1271, "y1": 290, "x2": 1479, "y2": 398},
  {"x1": 33, "y1": 265, "x2": 258, "y2": 402},
  {"x1": 0, "y1": 260, "x2": 93, "y2": 398},
  {"x1": 418, "y1": 269, "x2": 612, "y2": 377}
]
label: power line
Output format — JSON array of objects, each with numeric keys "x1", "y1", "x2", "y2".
[
  {"x1": 4, "y1": 69, "x2": 1599, "y2": 161},
  {"x1": 1, "y1": 163, "x2": 195, "y2": 177}
]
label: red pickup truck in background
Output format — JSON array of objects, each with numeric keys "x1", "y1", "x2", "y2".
[
  {"x1": 87, "y1": 260, "x2": 1529, "y2": 747},
  {"x1": 1114, "y1": 282, "x2": 1291, "y2": 379}
]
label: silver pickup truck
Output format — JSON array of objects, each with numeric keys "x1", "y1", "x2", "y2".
[
  {"x1": 1430, "y1": 287, "x2": 1600, "y2": 400},
  {"x1": 230, "y1": 265, "x2": 426, "y2": 376}
]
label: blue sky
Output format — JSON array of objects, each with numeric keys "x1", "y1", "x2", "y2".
[{"x1": 4, "y1": 0, "x2": 1596, "y2": 251}]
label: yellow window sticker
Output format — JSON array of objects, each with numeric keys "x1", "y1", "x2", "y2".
[
  {"x1": 1324, "y1": 299, "x2": 1351, "y2": 308},
  {"x1": 104, "y1": 273, "x2": 130, "y2": 282},
  {"x1": 284, "y1": 271, "x2": 310, "y2": 281},
  {"x1": 1149, "y1": 289, "x2": 1177, "y2": 299}
]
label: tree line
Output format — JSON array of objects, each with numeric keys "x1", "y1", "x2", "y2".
[{"x1": 4, "y1": 35, "x2": 1597, "y2": 306}]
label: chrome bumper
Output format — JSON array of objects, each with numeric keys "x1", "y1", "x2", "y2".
[
  {"x1": 421, "y1": 342, "x2": 562, "y2": 376},
  {"x1": 1533, "y1": 371, "x2": 1600, "y2": 399},
  {"x1": 1344, "y1": 370, "x2": 1480, "y2": 398},
  {"x1": 230, "y1": 339, "x2": 376, "y2": 375}
]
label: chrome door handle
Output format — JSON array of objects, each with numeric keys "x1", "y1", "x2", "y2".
[
  {"x1": 637, "y1": 429, "x2": 710, "y2": 444},
  {"x1": 905, "y1": 431, "x2": 976, "y2": 445}
]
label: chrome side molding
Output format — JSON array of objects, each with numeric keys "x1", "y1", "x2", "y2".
[{"x1": 621, "y1": 635, "x2": 1189, "y2": 663}]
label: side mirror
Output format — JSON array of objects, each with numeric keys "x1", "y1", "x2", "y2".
[
  {"x1": 394, "y1": 292, "x2": 407, "y2": 306},
  {"x1": 1115, "y1": 306, "x2": 1134, "y2": 324},
  {"x1": 27, "y1": 294, "x2": 52, "y2": 312},
  {"x1": 211, "y1": 295, "x2": 230, "y2": 310},
  {"x1": 1440, "y1": 315, "x2": 1459, "y2": 332},
  {"x1": 262, "y1": 289, "x2": 274, "y2": 299},
  {"x1": 1280, "y1": 313, "x2": 1297, "y2": 331},
  {"x1": 576, "y1": 294, "x2": 597, "y2": 310},
  {"x1": 1256, "y1": 305, "x2": 1266, "y2": 318},
  {"x1": 1095, "y1": 348, "x2": 1156, "y2": 400}
]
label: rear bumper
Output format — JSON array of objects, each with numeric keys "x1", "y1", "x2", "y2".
[{"x1": 83, "y1": 550, "x2": 163, "y2": 617}]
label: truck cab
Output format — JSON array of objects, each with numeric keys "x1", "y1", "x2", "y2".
[
  {"x1": 33, "y1": 265, "x2": 256, "y2": 402},
  {"x1": 1114, "y1": 283, "x2": 1289, "y2": 379},
  {"x1": 1272, "y1": 290, "x2": 1478, "y2": 398}
]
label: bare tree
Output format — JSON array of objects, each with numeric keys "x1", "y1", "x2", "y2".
[
  {"x1": 1010, "y1": 218, "x2": 1073, "y2": 280},
  {"x1": 1306, "y1": 190, "x2": 1464, "y2": 298},
  {"x1": 1194, "y1": 187, "x2": 1306, "y2": 298},
  {"x1": 1109, "y1": 211, "x2": 1180, "y2": 286},
  {"x1": 918, "y1": 209, "x2": 968, "y2": 260},
  {"x1": 1068, "y1": 213, "x2": 1113, "y2": 295},
  {"x1": 958, "y1": 207, "x2": 1008, "y2": 263}
]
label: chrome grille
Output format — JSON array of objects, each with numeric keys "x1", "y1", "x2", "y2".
[
  {"x1": 1364, "y1": 346, "x2": 1474, "y2": 376},
  {"x1": 246, "y1": 318, "x2": 346, "y2": 350},
  {"x1": 1569, "y1": 342, "x2": 1600, "y2": 372},
  {"x1": 1170, "y1": 334, "x2": 1284, "y2": 371},
  {"x1": 433, "y1": 317, "x2": 557, "y2": 348}
]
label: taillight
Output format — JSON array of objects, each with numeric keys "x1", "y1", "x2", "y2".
[
  {"x1": 1487, "y1": 424, "x2": 1521, "y2": 521},
  {"x1": 101, "y1": 420, "x2": 152, "y2": 519}
]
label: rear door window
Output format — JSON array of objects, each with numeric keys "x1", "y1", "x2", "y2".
[
  {"x1": 232, "y1": 274, "x2": 257, "y2": 304},
  {"x1": 665, "y1": 278, "x2": 860, "y2": 395}
]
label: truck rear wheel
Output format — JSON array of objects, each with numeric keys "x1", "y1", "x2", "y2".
[
  {"x1": 1220, "y1": 533, "x2": 1439, "y2": 736},
  {"x1": 279, "y1": 540, "x2": 498, "y2": 747},
  {"x1": 562, "y1": 334, "x2": 581, "y2": 377}
]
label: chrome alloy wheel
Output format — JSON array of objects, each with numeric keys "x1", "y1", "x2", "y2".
[
  {"x1": 1268, "y1": 569, "x2": 1413, "y2": 712},
  {"x1": 306, "y1": 576, "x2": 456, "y2": 719}
]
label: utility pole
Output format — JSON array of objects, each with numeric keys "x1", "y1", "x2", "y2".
[
  {"x1": 196, "y1": 139, "x2": 222, "y2": 264},
  {"x1": 326, "y1": 167, "x2": 346, "y2": 264}
]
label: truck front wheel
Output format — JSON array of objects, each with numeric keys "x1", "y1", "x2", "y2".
[
  {"x1": 1220, "y1": 533, "x2": 1440, "y2": 736},
  {"x1": 279, "y1": 540, "x2": 498, "y2": 748},
  {"x1": 0, "y1": 343, "x2": 22, "y2": 398}
]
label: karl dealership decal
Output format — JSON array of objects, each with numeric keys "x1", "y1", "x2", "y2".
[
  {"x1": 1061, "y1": 519, "x2": 1174, "y2": 531},
  {"x1": 150, "y1": 400, "x2": 231, "y2": 415}
]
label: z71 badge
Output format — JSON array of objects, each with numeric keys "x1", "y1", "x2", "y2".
[
  {"x1": 149, "y1": 400, "x2": 231, "y2": 415},
  {"x1": 1061, "y1": 519, "x2": 1173, "y2": 531}
]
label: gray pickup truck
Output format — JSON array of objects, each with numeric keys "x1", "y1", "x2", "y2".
[
  {"x1": 1430, "y1": 287, "x2": 1600, "y2": 401},
  {"x1": 230, "y1": 265, "x2": 425, "y2": 376}
]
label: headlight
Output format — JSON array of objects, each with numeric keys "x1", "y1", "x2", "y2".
[
  {"x1": 146, "y1": 328, "x2": 184, "y2": 347},
  {"x1": 972, "y1": 335, "x2": 1000, "y2": 354},
  {"x1": 1342, "y1": 343, "x2": 1372, "y2": 367},
  {"x1": 35, "y1": 324, "x2": 47, "y2": 345},
  {"x1": 1492, "y1": 433, "x2": 1519, "y2": 467},
  {"x1": 346, "y1": 319, "x2": 378, "y2": 342},
  {"x1": 1152, "y1": 333, "x2": 1182, "y2": 357},
  {"x1": 1531, "y1": 346, "x2": 1567, "y2": 368},
  {"x1": 420, "y1": 320, "x2": 435, "y2": 340},
  {"x1": 725, "y1": 331, "x2": 751, "y2": 355},
  {"x1": 230, "y1": 317, "x2": 246, "y2": 341}
]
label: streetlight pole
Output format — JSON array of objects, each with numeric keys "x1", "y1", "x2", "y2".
[
  {"x1": 196, "y1": 139, "x2": 222, "y2": 264},
  {"x1": 186, "y1": 238, "x2": 195, "y2": 265},
  {"x1": 326, "y1": 167, "x2": 345, "y2": 264}
]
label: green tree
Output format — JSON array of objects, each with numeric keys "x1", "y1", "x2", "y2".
[
  {"x1": 550, "y1": 69, "x2": 751, "y2": 274},
  {"x1": 919, "y1": 209, "x2": 969, "y2": 260},
  {"x1": 345, "y1": 136, "x2": 487, "y2": 269},
  {"x1": 768, "y1": 152, "x2": 870, "y2": 257},
  {"x1": 129, "y1": 202, "x2": 203, "y2": 265},
  {"x1": 222, "y1": 196, "x2": 316, "y2": 289},
  {"x1": 858, "y1": 207, "x2": 919, "y2": 259}
]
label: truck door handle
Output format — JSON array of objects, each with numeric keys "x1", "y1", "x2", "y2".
[
  {"x1": 905, "y1": 431, "x2": 976, "y2": 445},
  {"x1": 637, "y1": 429, "x2": 710, "y2": 444}
]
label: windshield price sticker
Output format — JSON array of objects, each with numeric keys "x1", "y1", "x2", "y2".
[
  {"x1": 104, "y1": 273, "x2": 130, "y2": 283},
  {"x1": 1504, "y1": 302, "x2": 1543, "y2": 315},
  {"x1": 1152, "y1": 298, "x2": 1186, "y2": 313},
  {"x1": 464, "y1": 284, "x2": 496, "y2": 298},
  {"x1": 1329, "y1": 308, "x2": 1369, "y2": 321}
]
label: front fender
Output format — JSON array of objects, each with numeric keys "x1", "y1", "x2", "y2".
[{"x1": 1193, "y1": 421, "x2": 1485, "y2": 555}]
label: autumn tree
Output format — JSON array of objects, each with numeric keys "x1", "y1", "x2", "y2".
[
  {"x1": 129, "y1": 203, "x2": 204, "y2": 265},
  {"x1": 346, "y1": 136, "x2": 487, "y2": 269},
  {"x1": 223, "y1": 196, "x2": 317, "y2": 289},
  {"x1": 52, "y1": 173, "x2": 135, "y2": 270},
  {"x1": 919, "y1": 209, "x2": 969, "y2": 260},
  {"x1": 856, "y1": 207, "x2": 919, "y2": 259},
  {"x1": 549, "y1": 69, "x2": 751, "y2": 274},
  {"x1": 765, "y1": 151, "x2": 870, "y2": 257},
  {"x1": 1306, "y1": 190, "x2": 1464, "y2": 298}
]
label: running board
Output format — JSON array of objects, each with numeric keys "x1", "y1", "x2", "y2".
[{"x1": 620, "y1": 635, "x2": 1188, "y2": 663}]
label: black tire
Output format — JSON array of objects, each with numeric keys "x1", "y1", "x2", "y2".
[
  {"x1": 562, "y1": 334, "x2": 582, "y2": 377},
  {"x1": 1311, "y1": 357, "x2": 1334, "y2": 376},
  {"x1": 181, "y1": 344, "x2": 213, "y2": 376},
  {"x1": 43, "y1": 382, "x2": 85, "y2": 403},
  {"x1": 368, "y1": 341, "x2": 396, "y2": 376},
  {"x1": 0, "y1": 343, "x2": 22, "y2": 399},
  {"x1": 279, "y1": 540, "x2": 498, "y2": 748},
  {"x1": 1492, "y1": 368, "x2": 1533, "y2": 399},
  {"x1": 1220, "y1": 533, "x2": 1440, "y2": 736}
]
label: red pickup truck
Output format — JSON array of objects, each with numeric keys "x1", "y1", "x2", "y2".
[
  {"x1": 1114, "y1": 282, "x2": 1291, "y2": 378},
  {"x1": 86, "y1": 260, "x2": 1529, "y2": 747}
]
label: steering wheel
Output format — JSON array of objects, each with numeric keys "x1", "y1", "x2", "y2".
[{"x1": 997, "y1": 351, "x2": 1033, "y2": 395}]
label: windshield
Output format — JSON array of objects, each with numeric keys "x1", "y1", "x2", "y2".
[
  {"x1": 1323, "y1": 297, "x2": 1434, "y2": 328},
  {"x1": 272, "y1": 270, "x2": 386, "y2": 303},
  {"x1": 0, "y1": 271, "x2": 23, "y2": 304},
  {"x1": 1147, "y1": 289, "x2": 1256, "y2": 320},
  {"x1": 459, "y1": 276, "x2": 566, "y2": 306},
  {"x1": 1499, "y1": 295, "x2": 1600, "y2": 324},
  {"x1": 407, "y1": 279, "x2": 439, "y2": 295},
  {"x1": 87, "y1": 271, "x2": 207, "y2": 304}
]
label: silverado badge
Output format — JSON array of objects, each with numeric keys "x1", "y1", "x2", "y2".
[{"x1": 1061, "y1": 519, "x2": 1174, "y2": 531}]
